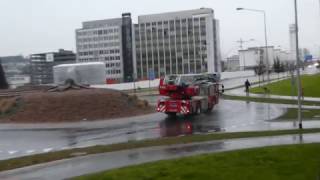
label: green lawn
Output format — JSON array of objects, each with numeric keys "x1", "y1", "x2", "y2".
[
  {"x1": 250, "y1": 74, "x2": 320, "y2": 97},
  {"x1": 275, "y1": 108, "x2": 320, "y2": 121},
  {"x1": 73, "y1": 143, "x2": 320, "y2": 180}
]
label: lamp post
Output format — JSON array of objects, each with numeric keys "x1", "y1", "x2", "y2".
[
  {"x1": 236, "y1": 8, "x2": 270, "y2": 83},
  {"x1": 294, "y1": 0, "x2": 303, "y2": 129}
]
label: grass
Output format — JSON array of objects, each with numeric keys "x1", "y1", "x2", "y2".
[
  {"x1": 1, "y1": 129, "x2": 320, "y2": 172},
  {"x1": 73, "y1": 143, "x2": 320, "y2": 180},
  {"x1": 223, "y1": 94, "x2": 320, "y2": 106},
  {"x1": 0, "y1": 97, "x2": 23, "y2": 118},
  {"x1": 250, "y1": 74, "x2": 320, "y2": 97},
  {"x1": 275, "y1": 108, "x2": 320, "y2": 121}
]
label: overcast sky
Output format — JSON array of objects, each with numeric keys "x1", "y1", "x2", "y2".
[{"x1": 0, "y1": 0, "x2": 319, "y2": 58}]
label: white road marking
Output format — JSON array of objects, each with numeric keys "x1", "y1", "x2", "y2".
[
  {"x1": 60, "y1": 147, "x2": 69, "y2": 150},
  {"x1": 43, "y1": 148, "x2": 53, "y2": 153},
  {"x1": 26, "y1": 150, "x2": 35, "y2": 154},
  {"x1": 76, "y1": 145, "x2": 88, "y2": 149},
  {"x1": 8, "y1": 151, "x2": 18, "y2": 155}
]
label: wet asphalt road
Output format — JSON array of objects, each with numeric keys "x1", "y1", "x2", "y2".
[
  {"x1": 1, "y1": 133, "x2": 319, "y2": 180},
  {"x1": 1, "y1": 99, "x2": 320, "y2": 161},
  {"x1": 0, "y1": 70, "x2": 319, "y2": 161}
]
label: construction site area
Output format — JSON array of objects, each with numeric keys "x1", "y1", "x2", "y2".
[{"x1": 0, "y1": 84, "x2": 153, "y2": 123}]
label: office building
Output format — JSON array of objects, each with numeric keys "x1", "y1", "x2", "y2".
[
  {"x1": 133, "y1": 8, "x2": 221, "y2": 80},
  {"x1": 30, "y1": 49, "x2": 76, "y2": 85},
  {"x1": 76, "y1": 13, "x2": 134, "y2": 83}
]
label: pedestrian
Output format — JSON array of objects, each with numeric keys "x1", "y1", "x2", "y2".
[{"x1": 245, "y1": 79, "x2": 251, "y2": 93}]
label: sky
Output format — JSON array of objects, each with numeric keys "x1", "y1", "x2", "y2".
[{"x1": 0, "y1": 0, "x2": 319, "y2": 58}]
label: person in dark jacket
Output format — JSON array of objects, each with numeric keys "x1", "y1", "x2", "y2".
[{"x1": 245, "y1": 79, "x2": 251, "y2": 93}]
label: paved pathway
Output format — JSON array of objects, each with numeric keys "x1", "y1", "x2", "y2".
[{"x1": 0, "y1": 133, "x2": 319, "y2": 180}]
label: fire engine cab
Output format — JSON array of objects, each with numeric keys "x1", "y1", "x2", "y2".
[{"x1": 157, "y1": 73, "x2": 223, "y2": 116}]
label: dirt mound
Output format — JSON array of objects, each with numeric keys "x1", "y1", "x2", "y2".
[{"x1": 0, "y1": 89, "x2": 154, "y2": 123}]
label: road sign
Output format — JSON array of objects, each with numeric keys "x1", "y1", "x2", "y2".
[
  {"x1": 148, "y1": 69, "x2": 155, "y2": 80},
  {"x1": 304, "y1": 55, "x2": 313, "y2": 62}
]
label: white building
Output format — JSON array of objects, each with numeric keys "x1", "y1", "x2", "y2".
[
  {"x1": 76, "y1": 13, "x2": 134, "y2": 83},
  {"x1": 274, "y1": 49, "x2": 290, "y2": 62},
  {"x1": 226, "y1": 55, "x2": 240, "y2": 71},
  {"x1": 239, "y1": 46, "x2": 274, "y2": 70},
  {"x1": 133, "y1": 8, "x2": 221, "y2": 80}
]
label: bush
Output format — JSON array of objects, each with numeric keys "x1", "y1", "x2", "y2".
[
  {"x1": 128, "y1": 95, "x2": 138, "y2": 103},
  {"x1": 136, "y1": 100, "x2": 149, "y2": 108}
]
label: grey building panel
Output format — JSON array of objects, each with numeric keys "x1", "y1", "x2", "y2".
[
  {"x1": 82, "y1": 18, "x2": 123, "y2": 29},
  {"x1": 138, "y1": 8, "x2": 214, "y2": 23}
]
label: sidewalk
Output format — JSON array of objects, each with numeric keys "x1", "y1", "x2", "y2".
[
  {"x1": 225, "y1": 68, "x2": 320, "y2": 103},
  {"x1": 227, "y1": 88, "x2": 320, "y2": 103}
]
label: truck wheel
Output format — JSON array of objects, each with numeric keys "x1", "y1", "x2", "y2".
[
  {"x1": 166, "y1": 112, "x2": 176, "y2": 117},
  {"x1": 207, "y1": 105, "x2": 213, "y2": 112},
  {"x1": 195, "y1": 104, "x2": 201, "y2": 115}
]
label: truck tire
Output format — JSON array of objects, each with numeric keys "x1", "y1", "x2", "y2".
[
  {"x1": 166, "y1": 112, "x2": 177, "y2": 117},
  {"x1": 207, "y1": 105, "x2": 213, "y2": 112},
  {"x1": 195, "y1": 104, "x2": 201, "y2": 115}
]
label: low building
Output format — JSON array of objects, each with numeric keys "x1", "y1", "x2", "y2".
[
  {"x1": 0, "y1": 55, "x2": 30, "y2": 77},
  {"x1": 226, "y1": 55, "x2": 240, "y2": 71},
  {"x1": 239, "y1": 46, "x2": 275, "y2": 70},
  {"x1": 0, "y1": 56, "x2": 31, "y2": 87},
  {"x1": 274, "y1": 49, "x2": 290, "y2": 63},
  {"x1": 30, "y1": 49, "x2": 76, "y2": 85}
]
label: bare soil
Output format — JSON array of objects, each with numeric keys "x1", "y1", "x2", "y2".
[{"x1": 0, "y1": 89, "x2": 154, "y2": 123}]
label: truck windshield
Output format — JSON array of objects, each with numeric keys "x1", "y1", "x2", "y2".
[
  {"x1": 178, "y1": 76, "x2": 196, "y2": 85},
  {"x1": 164, "y1": 75, "x2": 178, "y2": 85}
]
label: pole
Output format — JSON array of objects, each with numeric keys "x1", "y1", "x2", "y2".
[
  {"x1": 263, "y1": 12, "x2": 270, "y2": 83},
  {"x1": 239, "y1": 39, "x2": 246, "y2": 70},
  {"x1": 133, "y1": 74, "x2": 136, "y2": 93},
  {"x1": 294, "y1": 0, "x2": 303, "y2": 129}
]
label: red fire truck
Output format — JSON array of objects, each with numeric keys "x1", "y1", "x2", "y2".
[{"x1": 157, "y1": 74, "x2": 223, "y2": 116}]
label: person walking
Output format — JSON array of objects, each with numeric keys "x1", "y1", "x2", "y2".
[{"x1": 245, "y1": 79, "x2": 251, "y2": 93}]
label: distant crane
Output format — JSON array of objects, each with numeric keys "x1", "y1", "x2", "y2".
[{"x1": 236, "y1": 38, "x2": 255, "y2": 50}]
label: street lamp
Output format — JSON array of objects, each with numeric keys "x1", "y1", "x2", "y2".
[
  {"x1": 236, "y1": 7, "x2": 270, "y2": 83},
  {"x1": 294, "y1": 0, "x2": 303, "y2": 129}
]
